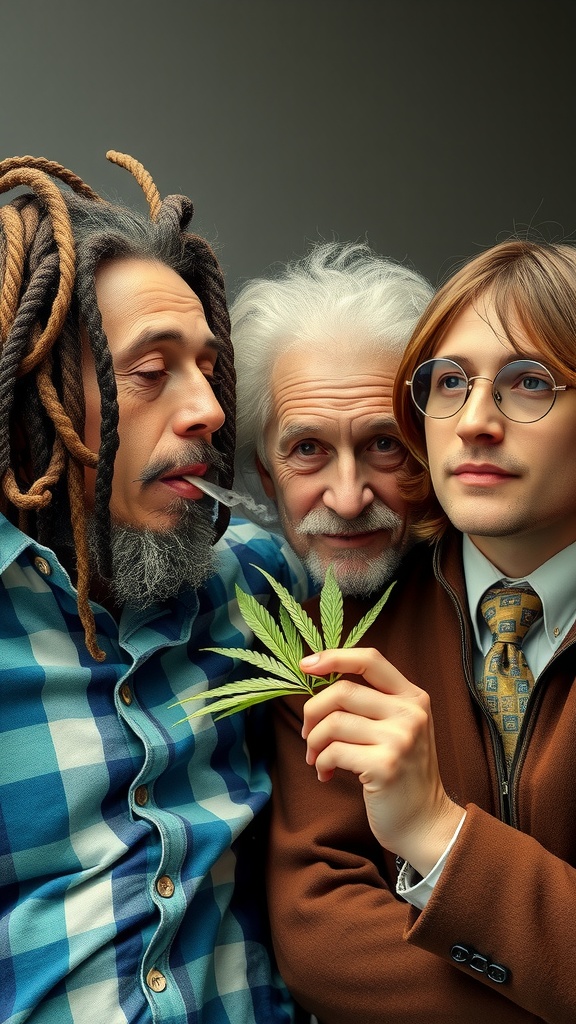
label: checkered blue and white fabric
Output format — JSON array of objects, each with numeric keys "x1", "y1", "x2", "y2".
[{"x1": 0, "y1": 514, "x2": 308, "y2": 1024}]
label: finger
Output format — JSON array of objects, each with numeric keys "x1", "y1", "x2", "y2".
[
  {"x1": 302, "y1": 679, "x2": 401, "y2": 740},
  {"x1": 301, "y1": 647, "x2": 418, "y2": 700},
  {"x1": 305, "y1": 705, "x2": 390, "y2": 762},
  {"x1": 312, "y1": 737, "x2": 403, "y2": 784},
  {"x1": 305, "y1": 700, "x2": 429, "y2": 776},
  {"x1": 302, "y1": 673, "x2": 427, "y2": 743}
]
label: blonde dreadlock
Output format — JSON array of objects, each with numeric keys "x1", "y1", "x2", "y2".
[{"x1": 0, "y1": 152, "x2": 235, "y2": 661}]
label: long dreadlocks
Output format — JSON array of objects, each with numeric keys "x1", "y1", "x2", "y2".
[{"x1": 0, "y1": 151, "x2": 235, "y2": 661}]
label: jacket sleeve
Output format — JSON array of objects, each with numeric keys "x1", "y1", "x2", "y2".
[
  {"x1": 267, "y1": 695, "x2": 537, "y2": 1024},
  {"x1": 403, "y1": 801, "x2": 576, "y2": 1024}
]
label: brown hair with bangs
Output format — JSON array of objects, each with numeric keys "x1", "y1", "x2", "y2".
[{"x1": 393, "y1": 239, "x2": 576, "y2": 542}]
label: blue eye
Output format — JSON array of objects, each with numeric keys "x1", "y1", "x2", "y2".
[
  {"x1": 441, "y1": 374, "x2": 467, "y2": 391},
  {"x1": 517, "y1": 375, "x2": 551, "y2": 392},
  {"x1": 368, "y1": 436, "x2": 406, "y2": 468},
  {"x1": 372, "y1": 436, "x2": 403, "y2": 455},
  {"x1": 294, "y1": 441, "x2": 320, "y2": 456}
]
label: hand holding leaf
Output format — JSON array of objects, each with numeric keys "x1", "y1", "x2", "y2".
[{"x1": 172, "y1": 565, "x2": 395, "y2": 723}]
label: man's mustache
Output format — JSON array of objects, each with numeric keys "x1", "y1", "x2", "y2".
[
  {"x1": 137, "y1": 441, "x2": 226, "y2": 486},
  {"x1": 295, "y1": 501, "x2": 404, "y2": 536}
]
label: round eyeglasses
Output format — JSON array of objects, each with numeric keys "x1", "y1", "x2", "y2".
[{"x1": 405, "y1": 358, "x2": 570, "y2": 424}]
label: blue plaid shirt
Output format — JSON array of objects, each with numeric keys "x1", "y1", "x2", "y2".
[{"x1": 0, "y1": 514, "x2": 308, "y2": 1024}]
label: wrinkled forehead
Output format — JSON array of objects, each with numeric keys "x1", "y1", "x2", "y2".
[
  {"x1": 271, "y1": 339, "x2": 402, "y2": 389},
  {"x1": 267, "y1": 342, "x2": 402, "y2": 447}
]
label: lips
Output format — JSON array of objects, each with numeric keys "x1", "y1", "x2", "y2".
[
  {"x1": 452, "y1": 463, "x2": 516, "y2": 485},
  {"x1": 454, "y1": 463, "x2": 510, "y2": 476},
  {"x1": 161, "y1": 463, "x2": 208, "y2": 482},
  {"x1": 318, "y1": 529, "x2": 386, "y2": 549},
  {"x1": 159, "y1": 463, "x2": 209, "y2": 499}
]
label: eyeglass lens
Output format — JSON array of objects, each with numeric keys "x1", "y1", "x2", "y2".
[{"x1": 409, "y1": 358, "x2": 558, "y2": 423}]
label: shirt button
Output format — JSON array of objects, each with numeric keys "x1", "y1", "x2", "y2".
[
  {"x1": 119, "y1": 683, "x2": 133, "y2": 705},
  {"x1": 156, "y1": 875, "x2": 175, "y2": 898},
  {"x1": 146, "y1": 968, "x2": 167, "y2": 992},
  {"x1": 34, "y1": 556, "x2": 52, "y2": 576},
  {"x1": 134, "y1": 785, "x2": 149, "y2": 806}
]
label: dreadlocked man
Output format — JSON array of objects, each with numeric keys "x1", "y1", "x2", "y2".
[{"x1": 0, "y1": 153, "x2": 307, "y2": 1024}]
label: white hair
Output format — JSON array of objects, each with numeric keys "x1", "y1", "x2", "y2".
[{"x1": 230, "y1": 241, "x2": 433, "y2": 528}]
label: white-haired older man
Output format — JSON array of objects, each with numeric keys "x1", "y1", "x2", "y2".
[{"x1": 231, "y1": 242, "x2": 433, "y2": 596}]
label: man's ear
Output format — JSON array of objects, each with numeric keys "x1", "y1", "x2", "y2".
[{"x1": 255, "y1": 454, "x2": 278, "y2": 501}]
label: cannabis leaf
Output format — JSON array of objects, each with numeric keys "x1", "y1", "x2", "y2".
[
  {"x1": 319, "y1": 567, "x2": 343, "y2": 650},
  {"x1": 172, "y1": 564, "x2": 395, "y2": 723}
]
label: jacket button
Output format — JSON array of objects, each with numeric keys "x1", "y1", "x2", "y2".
[
  {"x1": 469, "y1": 952, "x2": 488, "y2": 973},
  {"x1": 450, "y1": 944, "x2": 471, "y2": 963},
  {"x1": 34, "y1": 556, "x2": 52, "y2": 576},
  {"x1": 487, "y1": 962, "x2": 509, "y2": 984}
]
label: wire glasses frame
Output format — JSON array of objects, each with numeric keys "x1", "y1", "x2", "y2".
[{"x1": 405, "y1": 357, "x2": 571, "y2": 424}]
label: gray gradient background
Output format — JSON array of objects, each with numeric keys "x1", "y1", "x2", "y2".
[{"x1": 0, "y1": 0, "x2": 574, "y2": 297}]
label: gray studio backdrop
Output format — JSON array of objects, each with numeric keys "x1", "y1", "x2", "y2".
[{"x1": 0, "y1": 0, "x2": 574, "y2": 298}]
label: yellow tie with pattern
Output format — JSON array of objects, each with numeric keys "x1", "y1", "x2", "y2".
[{"x1": 478, "y1": 586, "x2": 543, "y2": 770}]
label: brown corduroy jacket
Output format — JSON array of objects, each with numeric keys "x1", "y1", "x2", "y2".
[{"x1": 267, "y1": 531, "x2": 576, "y2": 1024}]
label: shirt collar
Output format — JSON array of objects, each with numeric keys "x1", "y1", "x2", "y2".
[
  {"x1": 463, "y1": 534, "x2": 576, "y2": 650},
  {"x1": 0, "y1": 511, "x2": 199, "y2": 646},
  {"x1": 0, "y1": 512, "x2": 50, "y2": 573}
]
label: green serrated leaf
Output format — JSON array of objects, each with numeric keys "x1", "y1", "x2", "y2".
[
  {"x1": 200, "y1": 646, "x2": 304, "y2": 685},
  {"x1": 176, "y1": 687, "x2": 304, "y2": 723},
  {"x1": 172, "y1": 684, "x2": 305, "y2": 724},
  {"x1": 279, "y1": 604, "x2": 304, "y2": 665},
  {"x1": 342, "y1": 579, "x2": 396, "y2": 648},
  {"x1": 319, "y1": 564, "x2": 343, "y2": 650},
  {"x1": 171, "y1": 564, "x2": 396, "y2": 728},
  {"x1": 234, "y1": 585, "x2": 300, "y2": 672},
  {"x1": 171, "y1": 675, "x2": 308, "y2": 711},
  {"x1": 251, "y1": 564, "x2": 323, "y2": 652}
]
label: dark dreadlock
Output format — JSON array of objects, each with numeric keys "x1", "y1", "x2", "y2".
[{"x1": 0, "y1": 151, "x2": 235, "y2": 661}]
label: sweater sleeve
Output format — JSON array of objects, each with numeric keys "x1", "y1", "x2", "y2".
[{"x1": 267, "y1": 695, "x2": 537, "y2": 1024}]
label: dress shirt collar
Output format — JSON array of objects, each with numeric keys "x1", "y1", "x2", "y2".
[{"x1": 463, "y1": 533, "x2": 576, "y2": 654}]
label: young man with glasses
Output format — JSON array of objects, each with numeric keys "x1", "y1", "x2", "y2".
[{"x1": 267, "y1": 239, "x2": 576, "y2": 1024}]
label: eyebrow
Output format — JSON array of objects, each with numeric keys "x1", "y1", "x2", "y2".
[
  {"x1": 119, "y1": 328, "x2": 224, "y2": 362},
  {"x1": 438, "y1": 351, "x2": 546, "y2": 370},
  {"x1": 278, "y1": 416, "x2": 400, "y2": 444}
]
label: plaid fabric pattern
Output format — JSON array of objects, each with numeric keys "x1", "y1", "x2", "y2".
[{"x1": 0, "y1": 515, "x2": 308, "y2": 1024}]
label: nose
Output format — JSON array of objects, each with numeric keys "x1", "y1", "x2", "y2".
[
  {"x1": 455, "y1": 377, "x2": 505, "y2": 444},
  {"x1": 321, "y1": 457, "x2": 374, "y2": 518},
  {"x1": 172, "y1": 373, "x2": 225, "y2": 438}
]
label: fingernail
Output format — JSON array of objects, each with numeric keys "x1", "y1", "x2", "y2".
[{"x1": 301, "y1": 653, "x2": 320, "y2": 667}]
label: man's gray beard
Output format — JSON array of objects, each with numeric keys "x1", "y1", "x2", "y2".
[
  {"x1": 291, "y1": 502, "x2": 412, "y2": 597},
  {"x1": 303, "y1": 544, "x2": 404, "y2": 597},
  {"x1": 88, "y1": 498, "x2": 217, "y2": 609}
]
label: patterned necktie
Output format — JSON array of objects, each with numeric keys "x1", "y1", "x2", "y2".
[{"x1": 478, "y1": 586, "x2": 543, "y2": 770}]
